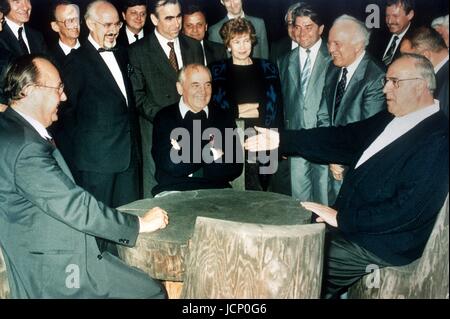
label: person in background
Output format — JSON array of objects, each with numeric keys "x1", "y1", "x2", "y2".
[
  {"x1": 400, "y1": 26, "x2": 449, "y2": 117},
  {"x1": 182, "y1": 4, "x2": 227, "y2": 65},
  {"x1": 0, "y1": 54, "x2": 169, "y2": 298},
  {"x1": 208, "y1": 0, "x2": 269, "y2": 59},
  {"x1": 209, "y1": 18, "x2": 283, "y2": 191},
  {"x1": 431, "y1": 14, "x2": 449, "y2": 48},
  {"x1": 117, "y1": 0, "x2": 148, "y2": 46},
  {"x1": 0, "y1": 7, "x2": 12, "y2": 110}
]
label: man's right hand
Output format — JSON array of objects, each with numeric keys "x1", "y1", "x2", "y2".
[
  {"x1": 238, "y1": 103, "x2": 259, "y2": 118},
  {"x1": 138, "y1": 207, "x2": 169, "y2": 233}
]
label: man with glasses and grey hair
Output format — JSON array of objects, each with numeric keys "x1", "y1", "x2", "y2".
[
  {"x1": 317, "y1": 15, "x2": 386, "y2": 205},
  {"x1": 59, "y1": 1, "x2": 142, "y2": 257},
  {"x1": 49, "y1": 0, "x2": 81, "y2": 69},
  {"x1": 245, "y1": 53, "x2": 448, "y2": 298}
]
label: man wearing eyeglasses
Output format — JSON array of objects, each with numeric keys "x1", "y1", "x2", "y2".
[
  {"x1": 117, "y1": 0, "x2": 149, "y2": 47},
  {"x1": 60, "y1": 1, "x2": 142, "y2": 257},
  {"x1": 245, "y1": 53, "x2": 449, "y2": 298},
  {"x1": 49, "y1": 0, "x2": 81, "y2": 69},
  {"x1": 0, "y1": 0, "x2": 47, "y2": 57}
]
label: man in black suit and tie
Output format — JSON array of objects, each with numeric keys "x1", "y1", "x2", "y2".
[
  {"x1": 128, "y1": 0, "x2": 204, "y2": 198},
  {"x1": 246, "y1": 53, "x2": 449, "y2": 298},
  {"x1": 0, "y1": 8, "x2": 12, "y2": 109},
  {"x1": 182, "y1": 4, "x2": 227, "y2": 66},
  {"x1": 48, "y1": 0, "x2": 81, "y2": 69},
  {"x1": 0, "y1": 54, "x2": 169, "y2": 298},
  {"x1": 368, "y1": 0, "x2": 415, "y2": 66},
  {"x1": 117, "y1": 0, "x2": 149, "y2": 46},
  {"x1": 400, "y1": 26, "x2": 449, "y2": 117},
  {"x1": 0, "y1": 0, "x2": 47, "y2": 57},
  {"x1": 152, "y1": 64, "x2": 243, "y2": 196},
  {"x1": 61, "y1": 1, "x2": 142, "y2": 212}
]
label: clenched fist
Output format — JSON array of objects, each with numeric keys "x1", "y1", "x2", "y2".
[{"x1": 138, "y1": 207, "x2": 169, "y2": 233}]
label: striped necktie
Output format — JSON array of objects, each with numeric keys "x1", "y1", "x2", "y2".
[
  {"x1": 300, "y1": 49, "x2": 311, "y2": 99},
  {"x1": 167, "y1": 42, "x2": 179, "y2": 71}
]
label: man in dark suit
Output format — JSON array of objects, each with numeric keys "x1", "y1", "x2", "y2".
[
  {"x1": 152, "y1": 64, "x2": 243, "y2": 196},
  {"x1": 275, "y1": 3, "x2": 331, "y2": 202},
  {"x1": 269, "y1": 2, "x2": 301, "y2": 64},
  {"x1": 128, "y1": 0, "x2": 204, "y2": 198},
  {"x1": 400, "y1": 26, "x2": 449, "y2": 117},
  {"x1": 61, "y1": 1, "x2": 141, "y2": 211},
  {"x1": 0, "y1": 54, "x2": 169, "y2": 298},
  {"x1": 0, "y1": 8, "x2": 12, "y2": 109},
  {"x1": 182, "y1": 4, "x2": 227, "y2": 66},
  {"x1": 0, "y1": 0, "x2": 47, "y2": 57},
  {"x1": 48, "y1": 1, "x2": 81, "y2": 70},
  {"x1": 317, "y1": 15, "x2": 386, "y2": 204},
  {"x1": 246, "y1": 53, "x2": 449, "y2": 298},
  {"x1": 368, "y1": 0, "x2": 415, "y2": 66},
  {"x1": 117, "y1": 0, "x2": 148, "y2": 47},
  {"x1": 208, "y1": 0, "x2": 269, "y2": 59}
]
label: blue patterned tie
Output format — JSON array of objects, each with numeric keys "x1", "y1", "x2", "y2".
[{"x1": 300, "y1": 49, "x2": 311, "y2": 99}]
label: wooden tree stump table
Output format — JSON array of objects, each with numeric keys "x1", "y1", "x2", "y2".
[{"x1": 116, "y1": 189, "x2": 311, "y2": 298}]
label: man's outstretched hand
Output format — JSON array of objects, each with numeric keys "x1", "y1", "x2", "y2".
[
  {"x1": 139, "y1": 207, "x2": 169, "y2": 233},
  {"x1": 301, "y1": 202, "x2": 338, "y2": 227},
  {"x1": 244, "y1": 126, "x2": 280, "y2": 152}
]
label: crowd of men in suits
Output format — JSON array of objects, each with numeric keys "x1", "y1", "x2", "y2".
[{"x1": 0, "y1": 0, "x2": 448, "y2": 298}]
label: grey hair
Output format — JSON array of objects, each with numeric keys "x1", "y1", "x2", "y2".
[
  {"x1": 399, "y1": 53, "x2": 436, "y2": 92},
  {"x1": 284, "y1": 2, "x2": 304, "y2": 23},
  {"x1": 84, "y1": 0, "x2": 111, "y2": 21},
  {"x1": 177, "y1": 64, "x2": 212, "y2": 84},
  {"x1": 332, "y1": 14, "x2": 370, "y2": 48},
  {"x1": 431, "y1": 14, "x2": 449, "y2": 29}
]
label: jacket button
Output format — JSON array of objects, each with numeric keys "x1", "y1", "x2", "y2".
[{"x1": 97, "y1": 254, "x2": 103, "y2": 260}]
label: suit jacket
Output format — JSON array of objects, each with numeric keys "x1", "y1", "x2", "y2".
[
  {"x1": 117, "y1": 25, "x2": 151, "y2": 47},
  {"x1": 203, "y1": 39, "x2": 227, "y2": 65},
  {"x1": 152, "y1": 103, "x2": 243, "y2": 196},
  {"x1": 280, "y1": 109, "x2": 449, "y2": 265},
  {"x1": 128, "y1": 32, "x2": 204, "y2": 122},
  {"x1": 0, "y1": 47, "x2": 12, "y2": 104},
  {"x1": 270, "y1": 36, "x2": 294, "y2": 64},
  {"x1": 277, "y1": 40, "x2": 331, "y2": 202},
  {"x1": 61, "y1": 40, "x2": 141, "y2": 174},
  {"x1": 435, "y1": 60, "x2": 449, "y2": 117},
  {"x1": 0, "y1": 23, "x2": 47, "y2": 57},
  {"x1": 208, "y1": 15, "x2": 269, "y2": 59},
  {"x1": 48, "y1": 42, "x2": 79, "y2": 72},
  {"x1": 317, "y1": 53, "x2": 386, "y2": 127},
  {"x1": 0, "y1": 107, "x2": 153, "y2": 298}
]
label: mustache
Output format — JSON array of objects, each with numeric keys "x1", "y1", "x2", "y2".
[{"x1": 105, "y1": 33, "x2": 117, "y2": 37}]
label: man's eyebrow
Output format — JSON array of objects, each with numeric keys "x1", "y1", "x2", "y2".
[{"x1": 164, "y1": 13, "x2": 182, "y2": 20}]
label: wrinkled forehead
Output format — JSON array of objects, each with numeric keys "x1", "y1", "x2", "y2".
[
  {"x1": 56, "y1": 4, "x2": 79, "y2": 20},
  {"x1": 387, "y1": 57, "x2": 418, "y2": 77}
]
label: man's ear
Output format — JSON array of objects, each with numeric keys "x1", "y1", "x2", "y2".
[
  {"x1": 407, "y1": 10, "x2": 414, "y2": 22},
  {"x1": 122, "y1": 12, "x2": 127, "y2": 21},
  {"x1": 85, "y1": 18, "x2": 95, "y2": 32},
  {"x1": 150, "y1": 13, "x2": 159, "y2": 27},
  {"x1": 176, "y1": 82, "x2": 183, "y2": 96},
  {"x1": 50, "y1": 21, "x2": 60, "y2": 33},
  {"x1": 421, "y1": 49, "x2": 432, "y2": 61},
  {"x1": 318, "y1": 25, "x2": 324, "y2": 37}
]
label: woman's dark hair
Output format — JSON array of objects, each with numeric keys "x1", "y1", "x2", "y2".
[{"x1": 219, "y1": 18, "x2": 257, "y2": 48}]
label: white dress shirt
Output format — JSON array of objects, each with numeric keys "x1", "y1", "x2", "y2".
[
  {"x1": 179, "y1": 98, "x2": 209, "y2": 119},
  {"x1": 14, "y1": 108, "x2": 52, "y2": 141},
  {"x1": 339, "y1": 51, "x2": 366, "y2": 89},
  {"x1": 58, "y1": 39, "x2": 81, "y2": 55},
  {"x1": 5, "y1": 17, "x2": 30, "y2": 52},
  {"x1": 434, "y1": 55, "x2": 449, "y2": 73},
  {"x1": 154, "y1": 29, "x2": 183, "y2": 69},
  {"x1": 299, "y1": 38, "x2": 322, "y2": 73},
  {"x1": 355, "y1": 101, "x2": 440, "y2": 168},
  {"x1": 125, "y1": 27, "x2": 144, "y2": 44},
  {"x1": 88, "y1": 35, "x2": 128, "y2": 105}
]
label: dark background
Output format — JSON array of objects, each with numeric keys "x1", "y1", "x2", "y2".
[{"x1": 29, "y1": 0, "x2": 449, "y2": 45}]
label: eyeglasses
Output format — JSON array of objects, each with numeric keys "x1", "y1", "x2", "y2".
[
  {"x1": 56, "y1": 17, "x2": 80, "y2": 28},
  {"x1": 32, "y1": 83, "x2": 65, "y2": 95},
  {"x1": 92, "y1": 19, "x2": 123, "y2": 30},
  {"x1": 381, "y1": 77, "x2": 425, "y2": 88}
]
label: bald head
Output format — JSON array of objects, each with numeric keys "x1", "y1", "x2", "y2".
[{"x1": 85, "y1": 1, "x2": 122, "y2": 49}]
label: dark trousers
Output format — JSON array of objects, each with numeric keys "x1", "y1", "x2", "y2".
[{"x1": 322, "y1": 231, "x2": 392, "y2": 299}]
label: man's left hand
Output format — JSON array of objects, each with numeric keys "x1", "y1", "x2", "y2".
[{"x1": 301, "y1": 202, "x2": 338, "y2": 227}]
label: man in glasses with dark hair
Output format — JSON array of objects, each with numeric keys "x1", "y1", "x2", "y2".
[{"x1": 49, "y1": 0, "x2": 81, "y2": 69}]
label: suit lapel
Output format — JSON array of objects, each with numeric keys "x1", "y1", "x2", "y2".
[
  {"x1": 305, "y1": 41, "x2": 329, "y2": 101},
  {"x1": 148, "y1": 33, "x2": 178, "y2": 82},
  {"x1": 2, "y1": 24, "x2": 22, "y2": 56},
  {"x1": 325, "y1": 66, "x2": 340, "y2": 122},
  {"x1": 287, "y1": 48, "x2": 301, "y2": 93}
]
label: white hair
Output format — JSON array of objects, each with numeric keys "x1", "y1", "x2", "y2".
[
  {"x1": 431, "y1": 14, "x2": 449, "y2": 29},
  {"x1": 332, "y1": 14, "x2": 370, "y2": 48}
]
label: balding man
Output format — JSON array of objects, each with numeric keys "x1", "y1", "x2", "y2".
[
  {"x1": 317, "y1": 15, "x2": 386, "y2": 204},
  {"x1": 0, "y1": 55, "x2": 168, "y2": 298},
  {"x1": 245, "y1": 53, "x2": 449, "y2": 298},
  {"x1": 400, "y1": 26, "x2": 449, "y2": 117},
  {"x1": 60, "y1": 1, "x2": 142, "y2": 247},
  {"x1": 49, "y1": 0, "x2": 81, "y2": 69}
]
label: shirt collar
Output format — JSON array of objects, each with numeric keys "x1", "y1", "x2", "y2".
[
  {"x1": 227, "y1": 11, "x2": 245, "y2": 20},
  {"x1": 434, "y1": 55, "x2": 449, "y2": 73},
  {"x1": 178, "y1": 98, "x2": 209, "y2": 119},
  {"x1": 344, "y1": 50, "x2": 366, "y2": 79},
  {"x1": 394, "y1": 100, "x2": 440, "y2": 122},
  {"x1": 13, "y1": 108, "x2": 52, "y2": 140},
  {"x1": 59, "y1": 39, "x2": 80, "y2": 55},
  {"x1": 154, "y1": 28, "x2": 179, "y2": 47},
  {"x1": 5, "y1": 17, "x2": 24, "y2": 38},
  {"x1": 393, "y1": 23, "x2": 411, "y2": 38},
  {"x1": 125, "y1": 26, "x2": 144, "y2": 42}
]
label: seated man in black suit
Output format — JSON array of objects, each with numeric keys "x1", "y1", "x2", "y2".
[
  {"x1": 0, "y1": 0, "x2": 47, "y2": 57},
  {"x1": 152, "y1": 64, "x2": 243, "y2": 196},
  {"x1": 49, "y1": 0, "x2": 81, "y2": 69},
  {"x1": 245, "y1": 53, "x2": 449, "y2": 298},
  {"x1": 182, "y1": 4, "x2": 227, "y2": 65}
]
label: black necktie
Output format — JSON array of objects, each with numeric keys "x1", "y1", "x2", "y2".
[
  {"x1": 382, "y1": 35, "x2": 399, "y2": 66},
  {"x1": 334, "y1": 67, "x2": 348, "y2": 120},
  {"x1": 46, "y1": 136, "x2": 56, "y2": 147},
  {"x1": 98, "y1": 46, "x2": 118, "y2": 53},
  {"x1": 134, "y1": 34, "x2": 139, "y2": 42},
  {"x1": 185, "y1": 110, "x2": 207, "y2": 121},
  {"x1": 167, "y1": 42, "x2": 179, "y2": 71},
  {"x1": 17, "y1": 27, "x2": 29, "y2": 55}
]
